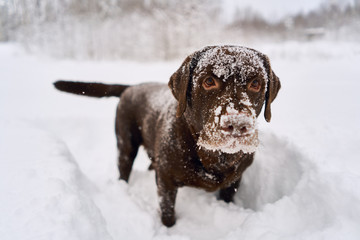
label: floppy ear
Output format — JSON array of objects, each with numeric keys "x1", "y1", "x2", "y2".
[
  {"x1": 168, "y1": 54, "x2": 194, "y2": 118},
  {"x1": 262, "y1": 55, "x2": 281, "y2": 122}
]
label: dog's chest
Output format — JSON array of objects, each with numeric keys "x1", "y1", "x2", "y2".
[{"x1": 182, "y1": 152, "x2": 249, "y2": 191}]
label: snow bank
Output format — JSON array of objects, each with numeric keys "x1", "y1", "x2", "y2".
[{"x1": 0, "y1": 121, "x2": 111, "y2": 240}]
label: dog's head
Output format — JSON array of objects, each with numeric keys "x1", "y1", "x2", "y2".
[{"x1": 169, "y1": 46, "x2": 280, "y2": 154}]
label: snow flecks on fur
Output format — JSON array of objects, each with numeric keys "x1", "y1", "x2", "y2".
[
  {"x1": 204, "y1": 171, "x2": 217, "y2": 181},
  {"x1": 214, "y1": 106, "x2": 222, "y2": 116},
  {"x1": 147, "y1": 85, "x2": 175, "y2": 115},
  {"x1": 239, "y1": 92, "x2": 252, "y2": 108},
  {"x1": 214, "y1": 106, "x2": 222, "y2": 124},
  {"x1": 147, "y1": 85, "x2": 191, "y2": 169},
  {"x1": 225, "y1": 102, "x2": 242, "y2": 116},
  {"x1": 193, "y1": 46, "x2": 268, "y2": 88},
  {"x1": 136, "y1": 84, "x2": 179, "y2": 161}
]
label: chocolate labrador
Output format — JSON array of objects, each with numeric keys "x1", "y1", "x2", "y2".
[{"x1": 54, "y1": 45, "x2": 281, "y2": 227}]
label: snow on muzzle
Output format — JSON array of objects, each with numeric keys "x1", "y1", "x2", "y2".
[{"x1": 198, "y1": 112, "x2": 259, "y2": 154}]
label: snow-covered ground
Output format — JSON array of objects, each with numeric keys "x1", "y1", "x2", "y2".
[{"x1": 1, "y1": 41, "x2": 360, "y2": 239}]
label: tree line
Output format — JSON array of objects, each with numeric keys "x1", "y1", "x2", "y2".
[{"x1": 1, "y1": 0, "x2": 359, "y2": 60}]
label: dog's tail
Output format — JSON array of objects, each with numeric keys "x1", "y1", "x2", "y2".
[{"x1": 54, "y1": 80, "x2": 130, "y2": 98}]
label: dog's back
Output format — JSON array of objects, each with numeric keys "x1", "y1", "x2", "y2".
[{"x1": 54, "y1": 80, "x2": 177, "y2": 173}]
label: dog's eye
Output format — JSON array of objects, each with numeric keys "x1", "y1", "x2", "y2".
[
  {"x1": 248, "y1": 79, "x2": 261, "y2": 92},
  {"x1": 202, "y1": 77, "x2": 218, "y2": 90}
]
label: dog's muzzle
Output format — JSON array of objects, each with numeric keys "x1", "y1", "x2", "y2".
[{"x1": 198, "y1": 111, "x2": 259, "y2": 154}]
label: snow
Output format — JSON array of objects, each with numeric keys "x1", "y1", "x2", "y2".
[
  {"x1": 239, "y1": 92, "x2": 253, "y2": 107},
  {"x1": 1, "y1": 41, "x2": 360, "y2": 239},
  {"x1": 194, "y1": 46, "x2": 268, "y2": 87},
  {"x1": 0, "y1": 121, "x2": 111, "y2": 240}
]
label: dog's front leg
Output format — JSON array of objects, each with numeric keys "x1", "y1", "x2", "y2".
[
  {"x1": 219, "y1": 179, "x2": 241, "y2": 203},
  {"x1": 157, "y1": 176, "x2": 178, "y2": 227}
]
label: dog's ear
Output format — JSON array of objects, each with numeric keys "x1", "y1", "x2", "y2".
[
  {"x1": 261, "y1": 55, "x2": 281, "y2": 122},
  {"x1": 168, "y1": 54, "x2": 194, "y2": 118}
]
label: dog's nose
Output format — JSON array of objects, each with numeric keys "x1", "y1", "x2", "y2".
[
  {"x1": 221, "y1": 122, "x2": 248, "y2": 134},
  {"x1": 220, "y1": 114, "x2": 251, "y2": 136}
]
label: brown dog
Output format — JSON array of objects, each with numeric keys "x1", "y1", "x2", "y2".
[{"x1": 54, "y1": 45, "x2": 280, "y2": 227}]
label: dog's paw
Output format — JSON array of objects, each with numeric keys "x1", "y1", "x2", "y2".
[{"x1": 161, "y1": 214, "x2": 176, "y2": 227}]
